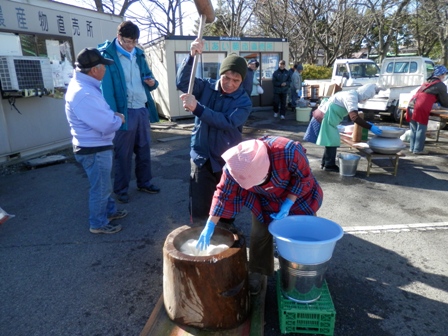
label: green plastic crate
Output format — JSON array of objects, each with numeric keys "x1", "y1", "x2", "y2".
[{"x1": 276, "y1": 272, "x2": 336, "y2": 335}]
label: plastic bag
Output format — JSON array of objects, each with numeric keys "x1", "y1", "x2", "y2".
[
  {"x1": 296, "y1": 98, "x2": 307, "y2": 108},
  {"x1": 257, "y1": 85, "x2": 264, "y2": 94},
  {"x1": 0, "y1": 207, "x2": 15, "y2": 225}
]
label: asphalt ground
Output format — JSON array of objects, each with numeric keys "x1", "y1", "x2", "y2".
[{"x1": 1, "y1": 108, "x2": 447, "y2": 336}]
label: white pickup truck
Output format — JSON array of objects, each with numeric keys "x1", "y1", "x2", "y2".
[
  {"x1": 304, "y1": 59, "x2": 380, "y2": 89},
  {"x1": 358, "y1": 56, "x2": 435, "y2": 121},
  {"x1": 303, "y1": 59, "x2": 380, "y2": 98},
  {"x1": 330, "y1": 59, "x2": 380, "y2": 87}
]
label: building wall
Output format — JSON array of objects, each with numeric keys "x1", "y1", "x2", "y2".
[{"x1": 0, "y1": 0, "x2": 123, "y2": 163}]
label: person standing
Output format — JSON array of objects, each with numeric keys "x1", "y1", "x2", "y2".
[
  {"x1": 272, "y1": 60, "x2": 291, "y2": 119},
  {"x1": 406, "y1": 65, "x2": 448, "y2": 155},
  {"x1": 65, "y1": 48, "x2": 128, "y2": 234},
  {"x1": 176, "y1": 38, "x2": 252, "y2": 227},
  {"x1": 290, "y1": 63, "x2": 303, "y2": 109},
  {"x1": 241, "y1": 59, "x2": 258, "y2": 97},
  {"x1": 250, "y1": 60, "x2": 262, "y2": 97},
  {"x1": 98, "y1": 21, "x2": 160, "y2": 204},
  {"x1": 315, "y1": 84, "x2": 382, "y2": 172},
  {"x1": 196, "y1": 136, "x2": 323, "y2": 294}
]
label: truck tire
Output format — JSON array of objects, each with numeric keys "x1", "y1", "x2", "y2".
[{"x1": 393, "y1": 105, "x2": 402, "y2": 123}]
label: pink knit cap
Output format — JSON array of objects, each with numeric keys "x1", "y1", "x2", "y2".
[{"x1": 221, "y1": 139, "x2": 270, "y2": 189}]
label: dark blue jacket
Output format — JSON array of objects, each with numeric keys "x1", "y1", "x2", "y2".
[
  {"x1": 176, "y1": 56, "x2": 252, "y2": 172},
  {"x1": 273, "y1": 68, "x2": 291, "y2": 94},
  {"x1": 98, "y1": 39, "x2": 159, "y2": 128}
]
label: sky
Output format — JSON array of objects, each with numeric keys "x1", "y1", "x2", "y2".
[{"x1": 54, "y1": 0, "x2": 203, "y2": 41}]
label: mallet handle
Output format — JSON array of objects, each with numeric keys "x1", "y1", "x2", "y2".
[{"x1": 187, "y1": 15, "x2": 207, "y2": 96}]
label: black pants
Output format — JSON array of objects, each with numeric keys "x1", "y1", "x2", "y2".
[
  {"x1": 321, "y1": 146, "x2": 338, "y2": 167},
  {"x1": 189, "y1": 159, "x2": 234, "y2": 227},
  {"x1": 249, "y1": 213, "x2": 274, "y2": 276},
  {"x1": 273, "y1": 92, "x2": 287, "y2": 116}
]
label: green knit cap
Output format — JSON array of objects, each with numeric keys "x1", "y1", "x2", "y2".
[{"x1": 219, "y1": 54, "x2": 247, "y2": 80}]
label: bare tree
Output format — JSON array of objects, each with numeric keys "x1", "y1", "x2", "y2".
[
  {"x1": 204, "y1": 0, "x2": 256, "y2": 36},
  {"x1": 417, "y1": 0, "x2": 448, "y2": 64}
]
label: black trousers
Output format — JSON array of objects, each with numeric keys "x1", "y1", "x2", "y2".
[
  {"x1": 273, "y1": 92, "x2": 287, "y2": 116},
  {"x1": 189, "y1": 159, "x2": 234, "y2": 227},
  {"x1": 249, "y1": 213, "x2": 274, "y2": 276},
  {"x1": 321, "y1": 146, "x2": 338, "y2": 167}
]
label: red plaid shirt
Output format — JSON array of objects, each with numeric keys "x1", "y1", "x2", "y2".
[{"x1": 210, "y1": 136, "x2": 323, "y2": 224}]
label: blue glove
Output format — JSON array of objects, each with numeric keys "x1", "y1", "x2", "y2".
[
  {"x1": 270, "y1": 198, "x2": 295, "y2": 220},
  {"x1": 196, "y1": 219, "x2": 216, "y2": 251},
  {"x1": 367, "y1": 122, "x2": 382, "y2": 136}
]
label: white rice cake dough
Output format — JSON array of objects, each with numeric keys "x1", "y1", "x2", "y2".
[{"x1": 180, "y1": 239, "x2": 229, "y2": 256}]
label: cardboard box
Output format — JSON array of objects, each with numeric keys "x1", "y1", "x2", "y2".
[
  {"x1": 320, "y1": 83, "x2": 342, "y2": 97},
  {"x1": 399, "y1": 93, "x2": 413, "y2": 108}
]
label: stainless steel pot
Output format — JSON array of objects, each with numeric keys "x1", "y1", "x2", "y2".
[
  {"x1": 368, "y1": 136, "x2": 406, "y2": 154},
  {"x1": 378, "y1": 126, "x2": 406, "y2": 138}
]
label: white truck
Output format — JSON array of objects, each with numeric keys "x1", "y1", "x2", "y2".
[
  {"x1": 304, "y1": 59, "x2": 380, "y2": 87},
  {"x1": 303, "y1": 58, "x2": 380, "y2": 99},
  {"x1": 330, "y1": 59, "x2": 381, "y2": 87},
  {"x1": 358, "y1": 56, "x2": 435, "y2": 121}
]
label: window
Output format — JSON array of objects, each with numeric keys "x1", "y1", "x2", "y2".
[
  {"x1": 175, "y1": 52, "x2": 226, "y2": 80},
  {"x1": 394, "y1": 62, "x2": 409, "y2": 73},
  {"x1": 336, "y1": 65, "x2": 347, "y2": 76},
  {"x1": 409, "y1": 62, "x2": 418, "y2": 73},
  {"x1": 260, "y1": 53, "x2": 282, "y2": 79}
]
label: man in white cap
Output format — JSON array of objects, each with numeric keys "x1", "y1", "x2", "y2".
[
  {"x1": 312, "y1": 83, "x2": 382, "y2": 172},
  {"x1": 196, "y1": 136, "x2": 323, "y2": 294},
  {"x1": 65, "y1": 48, "x2": 128, "y2": 234}
]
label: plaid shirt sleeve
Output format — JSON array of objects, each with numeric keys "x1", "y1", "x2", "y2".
[{"x1": 210, "y1": 167, "x2": 245, "y2": 219}]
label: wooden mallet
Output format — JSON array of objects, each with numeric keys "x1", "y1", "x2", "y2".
[{"x1": 187, "y1": 0, "x2": 215, "y2": 95}]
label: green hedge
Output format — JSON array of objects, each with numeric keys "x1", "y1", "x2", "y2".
[{"x1": 302, "y1": 64, "x2": 332, "y2": 80}]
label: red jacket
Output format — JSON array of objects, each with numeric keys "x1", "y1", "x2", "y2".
[{"x1": 406, "y1": 79, "x2": 448, "y2": 125}]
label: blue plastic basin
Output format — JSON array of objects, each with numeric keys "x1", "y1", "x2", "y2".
[{"x1": 269, "y1": 216, "x2": 344, "y2": 264}]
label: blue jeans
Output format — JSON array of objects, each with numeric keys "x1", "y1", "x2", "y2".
[
  {"x1": 409, "y1": 120, "x2": 427, "y2": 153},
  {"x1": 75, "y1": 150, "x2": 117, "y2": 229},
  {"x1": 113, "y1": 107, "x2": 153, "y2": 195},
  {"x1": 290, "y1": 87, "x2": 298, "y2": 108}
]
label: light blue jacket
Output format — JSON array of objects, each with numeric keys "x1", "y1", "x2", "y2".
[
  {"x1": 65, "y1": 71, "x2": 122, "y2": 147},
  {"x1": 98, "y1": 39, "x2": 159, "y2": 127}
]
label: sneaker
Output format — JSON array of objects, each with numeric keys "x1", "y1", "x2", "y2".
[
  {"x1": 413, "y1": 150, "x2": 429, "y2": 155},
  {"x1": 280, "y1": 115, "x2": 285, "y2": 120},
  {"x1": 108, "y1": 209, "x2": 128, "y2": 221},
  {"x1": 274, "y1": 113, "x2": 278, "y2": 118},
  {"x1": 249, "y1": 272, "x2": 263, "y2": 295},
  {"x1": 138, "y1": 184, "x2": 160, "y2": 194},
  {"x1": 117, "y1": 193, "x2": 129, "y2": 204},
  {"x1": 90, "y1": 223, "x2": 122, "y2": 234}
]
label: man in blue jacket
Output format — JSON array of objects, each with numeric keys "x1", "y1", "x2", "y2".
[
  {"x1": 176, "y1": 38, "x2": 252, "y2": 227},
  {"x1": 98, "y1": 21, "x2": 160, "y2": 204},
  {"x1": 272, "y1": 60, "x2": 291, "y2": 119}
]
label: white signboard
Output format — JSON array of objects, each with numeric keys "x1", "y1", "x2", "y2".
[
  {"x1": 0, "y1": 32, "x2": 21, "y2": 55},
  {"x1": 0, "y1": 0, "x2": 122, "y2": 53}
]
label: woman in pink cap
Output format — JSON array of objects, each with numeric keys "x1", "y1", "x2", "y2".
[{"x1": 196, "y1": 135, "x2": 323, "y2": 294}]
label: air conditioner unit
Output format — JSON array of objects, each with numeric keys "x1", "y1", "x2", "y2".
[{"x1": 0, "y1": 56, "x2": 54, "y2": 97}]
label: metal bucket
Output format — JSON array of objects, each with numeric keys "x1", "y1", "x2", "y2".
[
  {"x1": 279, "y1": 255, "x2": 330, "y2": 303},
  {"x1": 338, "y1": 153, "x2": 361, "y2": 177}
]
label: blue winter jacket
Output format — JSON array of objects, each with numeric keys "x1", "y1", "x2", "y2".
[
  {"x1": 98, "y1": 39, "x2": 159, "y2": 128},
  {"x1": 273, "y1": 68, "x2": 291, "y2": 94},
  {"x1": 176, "y1": 56, "x2": 252, "y2": 173}
]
